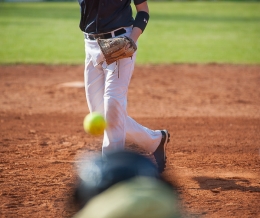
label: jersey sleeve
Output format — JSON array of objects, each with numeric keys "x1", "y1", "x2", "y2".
[{"x1": 133, "y1": 0, "x2": 147, "y2": 5}]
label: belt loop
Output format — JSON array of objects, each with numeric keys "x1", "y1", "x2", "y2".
[{"x1": 111, "y1": 31, "x2": 115, "y2": 37}]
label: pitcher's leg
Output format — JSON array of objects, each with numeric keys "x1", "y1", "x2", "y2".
[
  {"x1": 101, "y1": 58, "x2": 163, "y2": 155},
  {"x1": 84, "y1": 60, "x2": 105, "y2": 115},
  {"x1": 102, "y1": 59, "x2": 133, "y2": 155},
  {"x1": 125, "y1": 116, "x2": 162, "y2": 153}
]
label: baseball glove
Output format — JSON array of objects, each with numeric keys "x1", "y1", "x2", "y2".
[{"x1": 97, "y1": 36, "x2": 137, "y2": 65}]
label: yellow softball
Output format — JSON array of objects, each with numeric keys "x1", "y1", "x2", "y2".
[{"x1": 83, "y1": 112, "x2": 107, "y2": 136}]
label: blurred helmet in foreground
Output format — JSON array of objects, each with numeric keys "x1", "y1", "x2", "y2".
[
  {"x1": 74, "y1": 150, "x2": 160, "y2": 207},
  {"x1": 73, "y1": 176, "x2": 181, "y2": 218},
  {"x1": 73, "y1": 150, "x2": 182, "y2": 218}
]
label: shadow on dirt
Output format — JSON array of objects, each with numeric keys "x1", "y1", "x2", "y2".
[{"x1": 193, "y1": 176, "x2": 260, "y2": 193}]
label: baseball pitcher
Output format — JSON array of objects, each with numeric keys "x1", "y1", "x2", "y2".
[{"x1": 77, "y1": 0, "x2": 170, "y2": 173}]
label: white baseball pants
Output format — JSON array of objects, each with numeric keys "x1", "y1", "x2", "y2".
[{"x1": 83, "y1": 27, "x2": 162, "y2": 155}]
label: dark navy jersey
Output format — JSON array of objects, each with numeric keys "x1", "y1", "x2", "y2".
[{"x1": 78, "y1": 0, "x2": 146, "y2": 34}]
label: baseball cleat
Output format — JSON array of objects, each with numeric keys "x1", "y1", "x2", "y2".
[{"x1": 153, "y1": 130, "x2": 170, "y2": 174}]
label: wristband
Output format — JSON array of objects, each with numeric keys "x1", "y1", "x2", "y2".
[{"x1": 133, "y1": 11, "x2": 150, "y2": 33}]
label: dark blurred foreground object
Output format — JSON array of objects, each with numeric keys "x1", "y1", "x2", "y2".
[
  {"x1": 73, "y1": 176, "x2": 181, "y2": 218},
  {"x1": 73, "y1": 151, "x2": 183, "y2": 218}
]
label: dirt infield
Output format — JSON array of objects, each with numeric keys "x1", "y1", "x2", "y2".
[{"x1": 0, "y1": 64, "x2": 259, "y2": 218}]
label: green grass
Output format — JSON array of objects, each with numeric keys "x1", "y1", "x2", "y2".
[
  {"x1": 0, "y1": 1, "x2": 259, "y2": 64},
  {"x1": 144, "y1": 2, "x2": 260, "y2": 64}
]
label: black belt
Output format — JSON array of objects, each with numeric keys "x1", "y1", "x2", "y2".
[{"x1": 85, "y1": 28, "x2": 126, "y2": 40}]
